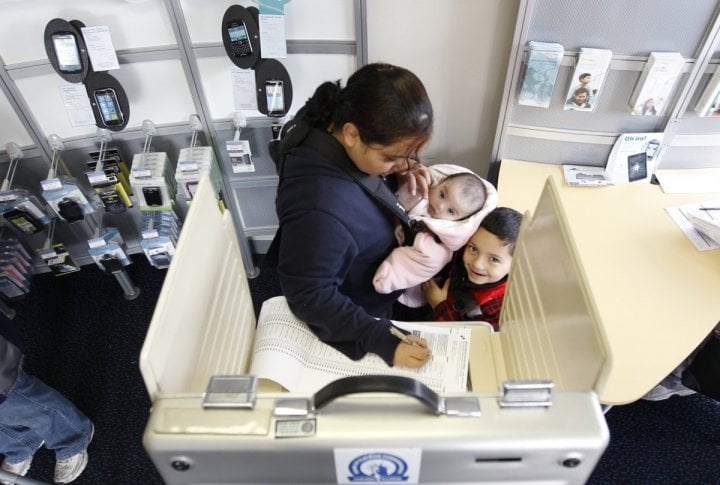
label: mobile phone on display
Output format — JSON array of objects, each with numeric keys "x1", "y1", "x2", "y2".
[
  {"x1": 2, "y1": 208, "x2": 43, "y2": 235},
  {"x1": 226, "y1": 20, "x2": 253, "y2": 57},
  {"x1": 51, "y1": 32, "x2": 82, "y2": 74},
  {"x1": 93, "y1": 88, "x2": 124, "y2": 127},
  {"x1": 142, "y1": 186, "x2": 163, "y2": 207},
  {"x1": 265, "y1": 80, "x2": 285, "y2": 116},
  {"x1": 627, "y1": 152, "x2": 648, "y2": 182}
]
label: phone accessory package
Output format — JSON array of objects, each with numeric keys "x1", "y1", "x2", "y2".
[
  {"x1": 0, "y1": 188, "x2": 52, "y2": 236},
  {"x1": 37, "y1": 243, "x2": 80, "y2": 277},
  {"x1": 130, "y1": 152, "x2": 177, "y2": 211},
  {"x1": 87, "y1": 227, "x2": 131, "y2": 273},
  {"x1": 41, "y1": 177, "x2": 95, "y2": 223},
  {"x1": 175, "y1": 147, "x2": 223, "y2": 200},
  {"x1": 0, "y1": 239, "x2": 34, "y2": 299},
  {"x1": 139, "y1": 211, "x2": 181, "y2": 269}
]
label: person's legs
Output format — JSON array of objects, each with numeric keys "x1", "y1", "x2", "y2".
[
  {"x1": 0, "y1": 373, "x2": 47, "y2": 469},
  {"x1": 4, "y1": 370, "x2": 93, "y2": 461}
]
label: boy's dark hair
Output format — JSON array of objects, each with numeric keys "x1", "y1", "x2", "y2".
[
  {"x1": 300, "y1": 63, "x2": 433, "y2": 156},
  {"x1": 480, "y1": 207, "x2": 523, "y2": 255},
  {"x1": 444, "y1": 173, "x2": 487, "y2": 217}
]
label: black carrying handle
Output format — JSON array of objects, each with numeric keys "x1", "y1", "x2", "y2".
[{"x1": 313, "y1": 375, "x2": 442, "y2": 414}]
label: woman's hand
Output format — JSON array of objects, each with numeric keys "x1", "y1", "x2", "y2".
[
  {"x1": 393, "y1": 335, "x2": 431, "y2": 368},
  {"x1": 422, "y1": 278, "x2": 450, "y2": 309},
  {"x1": 393, "y1": 162, "x2": 432, "y2": 200}
]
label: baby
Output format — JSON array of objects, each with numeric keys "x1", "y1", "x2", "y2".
[{"x1": 373, "y1": 163, "x2": 498, "y2": 307}]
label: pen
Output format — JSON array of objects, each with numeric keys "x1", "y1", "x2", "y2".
[{"x1": 390, "y1": 326, "x2": 419, "y2": 347}]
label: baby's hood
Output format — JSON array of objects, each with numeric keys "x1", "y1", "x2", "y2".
[{"x1": 413, "y1": 163, "x2": 498, "y2": 251}]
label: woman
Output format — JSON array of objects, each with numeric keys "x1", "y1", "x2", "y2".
[{"x1": 275, "y1": 63, "x2": 433, "y2": 368}]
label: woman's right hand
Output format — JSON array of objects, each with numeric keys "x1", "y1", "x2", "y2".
[{"x1": 393, "y1": 336, "x2": 431, "y2": 368}]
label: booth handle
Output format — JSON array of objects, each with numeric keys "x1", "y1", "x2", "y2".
[{"x1": 312, "y1": 375, "x2": 442, "y2": 414}]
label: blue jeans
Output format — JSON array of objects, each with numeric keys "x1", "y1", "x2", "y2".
[{"x1": 0, "y1": 370, "x2": 93, "y2": 464}]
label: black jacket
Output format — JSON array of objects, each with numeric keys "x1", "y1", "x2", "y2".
[{"x1": 275, "y1": 135, "x2": 403, "y2": 365}]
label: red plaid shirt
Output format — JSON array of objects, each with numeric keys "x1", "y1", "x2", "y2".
[{"x1": 430, "y1": 262, "x2": 508, "y2": 330}]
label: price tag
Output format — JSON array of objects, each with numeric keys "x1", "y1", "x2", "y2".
[
  {"x1": 0, "y1": 191, "x2": 17, "y2": 202},
  {"x1": 142, "y1": 230, "x2": 159, "y2": 239},
  {"x1": 178, "y1": 161, "x2": 199, "y2": 172},
  {"x1": 41, "y1": 178, "x2": 63, "y2": 191},
  {"x1": 87, "y1": 172, "x2": 109, "y2": 184},
  {"x1": 39, "y1": 250, "x2": 59, "y2": 260},
  {"x1": 88, "y1": 237, "x2": 107, "y2": 248},
  {"x1": 132, "y1": 169, "x2": 152, "y2": 178}
]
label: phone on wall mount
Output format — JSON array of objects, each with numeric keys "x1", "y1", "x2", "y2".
[
  {"x1": 226, "y1": 20, "x2": 253, "y2": 57},
  {"x1": 265, "y1": 80, "x2": 285, "y2": 116},
  {"x1": 51, "y1": 32, "x2": 82, "y2": 74},
  {"x1": 93, "y1": 88, "x2": 124, "y2": 127}
]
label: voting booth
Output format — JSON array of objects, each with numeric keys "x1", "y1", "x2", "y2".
[{"x1": 140, "y1": 176, "x2": 610, "y2": 484}]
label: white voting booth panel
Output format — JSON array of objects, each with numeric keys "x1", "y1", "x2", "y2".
[
  {"x1": 139, "y1": 176, "x2": 256, "y2": 400},
  {"x1": 140, "y1": 176, "x2": 610, "y2": 485}
]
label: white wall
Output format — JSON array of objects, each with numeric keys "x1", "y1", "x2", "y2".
[{"x1": 366, "y1": 0, "x2": 520, "y2": 176}]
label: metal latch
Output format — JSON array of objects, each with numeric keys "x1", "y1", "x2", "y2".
[
  {"x1": 202, "y1": 375, "x2": 257, "y2": 409},
  {"x1": 443, "y1": 397, "x2": 482, "y2": 416},
  {"x1": 499, "y1": 380, "x2": 554, "y2": 408}
]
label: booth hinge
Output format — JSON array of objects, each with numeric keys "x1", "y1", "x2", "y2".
[
  {"x1": 499, "y1": 380, "x2": 554, "y2": 408},
  {"x1": 202, "y1": 375, "x2": 257, "y2": 409}
]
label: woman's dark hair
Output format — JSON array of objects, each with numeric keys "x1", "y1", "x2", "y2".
[
  {"x1": 300, "y1": 63, "x2": 433, "y2": 152},
  {"x1": 480, "y1": 207, "x2": 523, "y2": 255}
]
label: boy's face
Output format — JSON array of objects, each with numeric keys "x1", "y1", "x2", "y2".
[
  {"x1": 427, "y1": 178, "x2": 477, "y2": 221},
  {"x1": 462, "y1": 227, "x2": 513, "y2": 285}
]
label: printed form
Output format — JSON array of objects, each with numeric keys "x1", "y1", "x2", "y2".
[{"x1": 250, "y1": 296, "x2": 471, "y2": 393}]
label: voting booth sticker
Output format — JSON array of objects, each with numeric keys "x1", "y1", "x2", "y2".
[{"x1": 334, "y1": 448, "x2": 422, "y2": 483}]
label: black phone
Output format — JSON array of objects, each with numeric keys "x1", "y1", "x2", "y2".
[
  {"x1": 51, "y1": 32, "x2": 82, "y2": 74},
  {"x1": 226, "y1": 20, "x2": 253, "y2": 57},
  {"x1": 142, "y1": 186, "x2": 164, "y2": 207},
  {"x1": 3, "y1": 208, "x2": 43, "y2": 235},
  {"x1": 93, "y1": 88, "x2": 124, "y2": 127},
  {"x1": 57, "y1": 197, "x2": 85, "y2": 222},
  {"x1": 265, "y1": 80, "x2": 285, "y2": 116}
]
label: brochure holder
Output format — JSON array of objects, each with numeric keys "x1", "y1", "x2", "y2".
[
  {"x1": 44, "y1": 18, "x2": 90, "y2": 83},
  {"x1": 255, "y1": 59, "x2": 293, "y2": 117},
  {"x1": 221, "y1": 5, "x2": 260, "y2": 70}
]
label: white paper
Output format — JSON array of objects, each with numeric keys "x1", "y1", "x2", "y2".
[
  {"x1": 655, "y1": 169, "x2": 720, "y2": 194},
  {"x1": 227, "y1": 140, "x2": 255, "y2": 173},
  {"x1": 563, "y1": 165, "x2": 611, "y2": 186},
  {"x1": 605, "y1": 133, "x2": 664, "y2": 184},
  {"x1": 231, "y1": 68, "x2": 257, "y2": 110},
  {"x1": 250, "y1": 297, "x2": 471, "y2": 393},
  {"x1": 58, "y1": 84, "x2": 96, "y2": 126},
  {"x1": 81, "y1": 26, "x2": 120, "y2": 71},
  {"x1": 666, "y1": 201, "x2": 720, "y2": 251},
  {"x1": 258, "y1": 14, "x2": 287, "y2": 58}
]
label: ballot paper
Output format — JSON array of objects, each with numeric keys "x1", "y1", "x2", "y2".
[
  {"x1": 666, "y1": 201, "x2": 720, "y2": 251},
  {"x1": 250, "y1": 296, "x2": 471, "y2": 393}
]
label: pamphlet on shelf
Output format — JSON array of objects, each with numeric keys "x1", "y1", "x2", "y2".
[
  {"x1": 604, "y1": 132, "x2": 664, "y2": 184},
  {"x1": 629, "y1": 52, "x2": 684, "y2": 116},
  {"x1": 563, "y1": 48, "x2": 612, "y2": 112},
  {"x1": 694, "y1": 67, "x2": 720, "y2": 117},
  {"x1": 517, "y1": 41, "x2": 564, "y2": 108},
  {"x1": 248, "y1": 296, "x2": 471, "y2": 394},
  {"x1": 563, "y1": 165, "x2": 612, "y2": 186}
]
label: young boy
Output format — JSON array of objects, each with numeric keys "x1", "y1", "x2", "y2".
[
  {"x1": 422, "y1": 207, "x2": 523, "y2": 329},
  {"x1": 373, "y1": 164, "x2": 498, "y2": 307}
]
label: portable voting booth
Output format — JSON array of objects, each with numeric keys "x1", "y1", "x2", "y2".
[{"x1": 140, "y1": 176, "x2": 610, "y2": 485}]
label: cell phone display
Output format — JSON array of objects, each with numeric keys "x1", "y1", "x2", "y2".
[
  {"x1": 94, "y1": 88, "x2": 124, "y2": 127},
  {"x1": 265, "y1": 80, "x2": 285, "y2": 116},
  {"x1": 226, "y1": 20, "x2": 252, "y2": 57},
  {"x1": 142, "y1": 187, "x2": 164, "y2": 207},
  {"x1": 2, "y1": 208, "x2": 43, "y2": 235},
  {"x1": 52, "y1": 32, "x2": 82, "y2": 74},
  {"x1": 627, "y1": 152, "x2": 648, "y2": 182}
]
